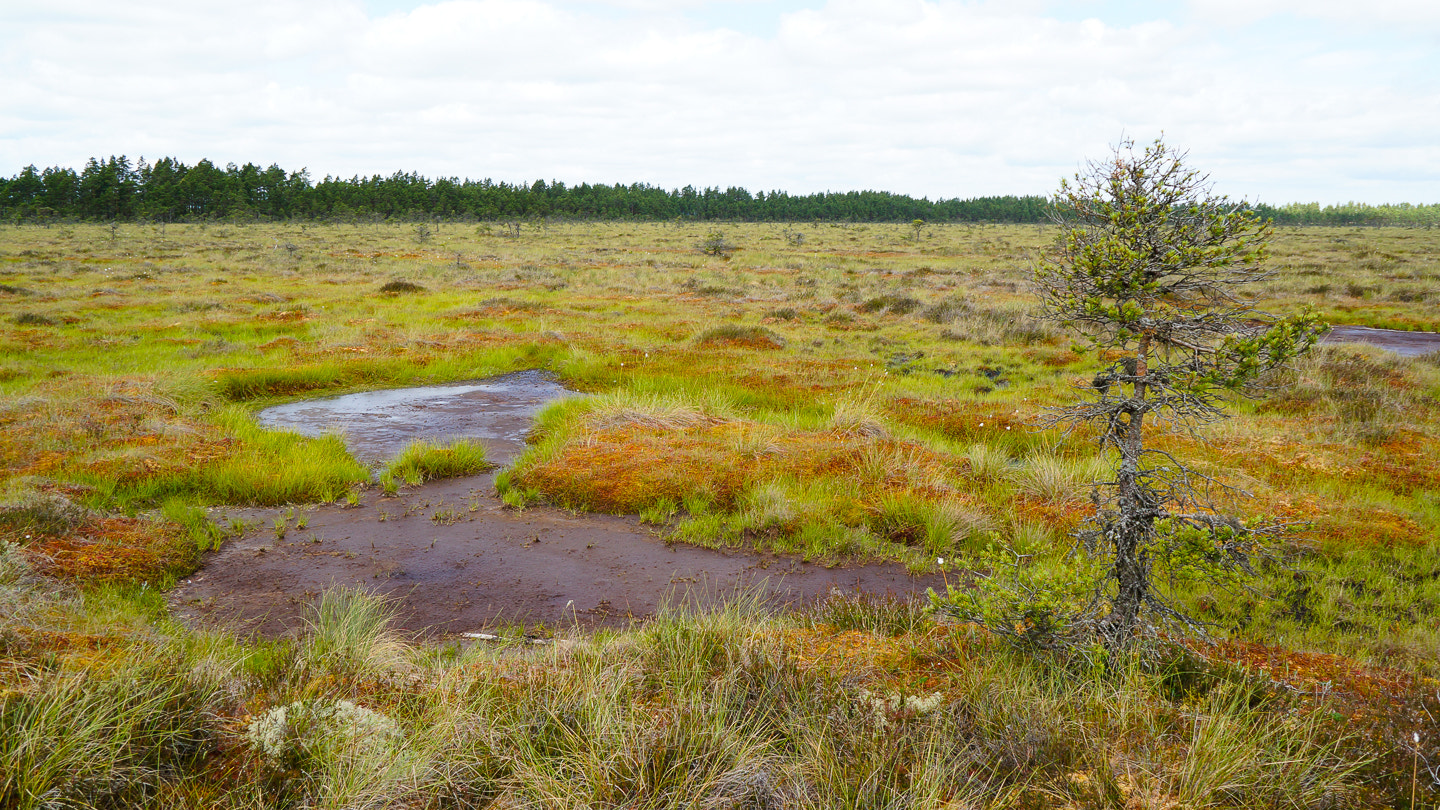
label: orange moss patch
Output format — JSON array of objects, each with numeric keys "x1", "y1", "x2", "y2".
[
  {"x1": 513, "y1": 413, "x2": 967, "y2": 524},
  {"x1": 1030, "y1": 348, "x2": 1083, "y2": 367},
  {"x1": 77, "y1": 436, "x2": 235, "y2": 486},
  {"x1": 21, "y1": 517, "x2": 193, "y2": 584},
  {"x1": 1188, "y1": 638, "x2": 1440, "y2": 785},
  {"x1": 1014, "y1": 495, "x2": 1090, "y2": 533},
  {"x1": 1312, "y1": 507, "x2": 1427, "y2": 549},
  {"x1": 1215, "y1": 431, "x2": 1440, "y2": 500},
  {"x1": 256, "y1": 335, "x2": 299, "y2": 351},
  {"x1": 1194, "y1": 638, "x2": 1430, "y2": 702},
  {"x1": 518, "y1": 425, "x2": 749, "y2": 513},
  {"x1": 0, "y1": 629, "x2": 127, "y2": 691},
  {"x1": 1193, "y1": 432, "x2": 1436, "y2": 548},
  {"x1": 885, "y1": 397, "x2": 1038, "y2": 441},
  {"x1": 259, "y1": 308, "x2": 309, "y2": 322},
  {"x1": 1351, "y1": 431, "x2": 1440, "y2": 497},
  {"x1": 1, "y1": 627, "x2": 117, "y2": 657},
  {"x1": 0, "y1": 386, "x2": 230, "y2": 484}
]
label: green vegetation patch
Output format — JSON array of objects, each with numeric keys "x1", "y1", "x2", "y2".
[{"x1": 383, "y1": 439, "x2": 492, "y2": 486}]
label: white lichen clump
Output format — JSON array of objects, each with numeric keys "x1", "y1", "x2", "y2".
[
  {"x1": 247, "y1": 699, "x2": 401, "y2": 765},
  {"x1": 857, "y1": 688, "x2": 945, "y2": 729}
]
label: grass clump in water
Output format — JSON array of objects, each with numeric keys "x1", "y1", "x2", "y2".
[
  {"x1": 384, "y1": 439, "x2": 491, "y2": 486},
  {"x1": 212, "y1": 359, "x2": 415, "y2": 401}
]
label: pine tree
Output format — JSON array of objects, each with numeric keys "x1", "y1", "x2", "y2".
[{"x1": 1035, "y1": 137, "x2": 1323, "y2": 649}]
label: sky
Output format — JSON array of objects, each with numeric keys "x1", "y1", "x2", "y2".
[{"x1": 1, "y1": 0, "x2": 1436, "y2": 205}]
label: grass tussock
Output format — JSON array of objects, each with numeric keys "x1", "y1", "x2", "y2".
[
  {"x1": 584, "y1": 390, "x2": 724, "y2": 433},
  {"x1": 383, "y1": 439, "x2": 491, "y2": 485},
  {"x1": 111, "y1": 406, "x2": 369, "y2": 507},
  {"x1": 377, "y1": 278, "x2": 426, "y2": 294},
  {"x1": 13, "y1": 312, "x2": 56, "y2": 327},
  {"x1": 0, "y1": 488, "x2": 94, "y2": 536},
  {"x1": 695, "y1": 323, "x2": 787, "y2": 350}
]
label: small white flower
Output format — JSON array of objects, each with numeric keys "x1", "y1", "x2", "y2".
[{"x1": 936, "y1": 557, "x2": 945, "y2": 566}]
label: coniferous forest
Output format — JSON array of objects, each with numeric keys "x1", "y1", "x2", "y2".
[{"x1": 3, "y1": 155, "x2": 1436, "y2": 225}]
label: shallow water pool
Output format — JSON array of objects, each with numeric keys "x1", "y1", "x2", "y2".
[{"x1": 256, "y1": 369, "x2": 581, "y2": 466}]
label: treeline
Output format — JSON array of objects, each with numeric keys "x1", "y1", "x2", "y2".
[
  {"x1": 2, "y1": 155, "x2": 1435, "y2": 226},
  {"x1": 0, "y1": 155, "x2": 1045, "y2": 224},
  {"x1": 1252, "y1": 201, "x2": 1440, "y2": 228}
]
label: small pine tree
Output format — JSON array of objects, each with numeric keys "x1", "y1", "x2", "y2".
[{"x1": 935, "y1": 137, "x2": 1323, "y2": 652}]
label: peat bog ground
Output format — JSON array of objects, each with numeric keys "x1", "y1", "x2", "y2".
[
  {"x1": 2, "y1": 221, "x2": 1439, "y2": 807},
  {"x1": 173, "y1": 369, "x2": 941, "y2": 636}
]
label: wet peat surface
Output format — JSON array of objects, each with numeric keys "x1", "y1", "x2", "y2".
[
  {"x1": 168, "y1": 324, "x2": 1440, "y2": 640},
  {"x1": 1321, "y1": 325, "x2": 1440, "y2": 357},
  {"x1": 171, "y1": 372, "x2": 941, "y2": 638}
]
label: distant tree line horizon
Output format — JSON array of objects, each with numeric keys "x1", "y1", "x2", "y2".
[{"x1": 2, "y1": 155, "x2": 1436, "y2": 227}]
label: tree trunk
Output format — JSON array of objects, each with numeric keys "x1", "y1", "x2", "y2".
[{"x1": 1101, "y1": 335, "x2": 1151, "y2": 649}]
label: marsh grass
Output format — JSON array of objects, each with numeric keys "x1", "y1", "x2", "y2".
[
  {"x1": 195, "y1": 588, "x2": 1375, "y2": 808},
  {"x1": 377, "y1": 278, "x2": 426, "y2": 294},
  {"x1": 383, "y1": 439, "x2": 491, "y2": 485},
  {"x1": 0, "y1": 221, "x2": 1437, "y2": 801},
  {"x1": 1263, "y1": 342, "x2": 1433, "y2": 446},
  {"x1": 303, "y1": 588, "x2": 411, "y2": 676},
  {"x1": 1011, "y1": 452, "x2": 1110, "y2": 504},
  {"x1": 111, "y1": 406, "x2": 369, "y2": 507},
  {"x1": 160, "y1": 498, "x2": 230, "y2": 553}
]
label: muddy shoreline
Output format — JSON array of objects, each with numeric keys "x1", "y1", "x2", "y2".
[
  {"x1": 171, "y1": 372, "x2": 941, "y2": 638},
  {"x1": 170, "y1": 472, "x2": 942, "y2": 638}
]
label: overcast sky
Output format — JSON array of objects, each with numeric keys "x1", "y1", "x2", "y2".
[{"x1": 1, "y1": 0, "x2": 1435, "y2": 204}]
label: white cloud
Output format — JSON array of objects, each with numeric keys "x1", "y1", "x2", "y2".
[
  {"x1": 1187, "y1": 0, "x2": 1440, "y2": 28},
  {"x1": 0, "y1": 0, "x2": 1435, "y2": 202}
]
